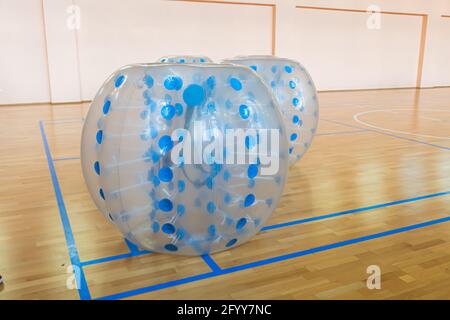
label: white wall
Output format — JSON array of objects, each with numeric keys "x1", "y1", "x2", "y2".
[
  {"x1": 283, "y1": 8, "x2": 422, "y2": 90},
  {"x1": 1, "y1": 0, "x2": 450, "y2": 104},
  {"x1": 422, "y1": 15, "x2": 450, "y2": 87},
  {"x1": 75, "y1": 0, "x2": 273, "y2": 100},
  {"x1": 43, "y1": 0, "x2": 82, "y2": 103},
  {"x1": 0, "y1": 0, "x2": 50, "y2": 104}
]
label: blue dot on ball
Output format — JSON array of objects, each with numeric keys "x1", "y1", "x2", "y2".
[
  {"x1": 183, "y1": 84, "x2": 206, "y2": 107},
  {"x1": 140, "y1": 110, "x2": 148, "y2": 119},
  {"x1": 162, "y1": 223, "x2": 176, "y2": 234},
  {"x1": 292, "y1": 115, "x2": 299, "y2": 124},
  {"x1": 144, "y1": 74, "x2": 154, "y2": 88},
  {"x1": 164, "y1": 76, "x2": 183, "y2": 91},
  {"x1": 177, "y1": 228, "x2": 185, "y2": 240},
  {"x1": 289, "y1": 80, "x2": 296, "y2": 89},
  {"x1": 211, "y1": 163, "x2": 222, "y2": 177},
  {"x1": 250, "y1": 65, "x2": 257, "y2": 71},
  {"x1": 224, "y1": 193, "x2": 231, "y2": 204},
  {"x1": 229, "y1": 77, "x2": 242, "y2": 91},
  {"x1": 152, "y1": 176, "x2": 160, "y2": 187},
  {"x1": 208, "y1": 224, "x2": 216, "y2": 236},
  {"x1": 284, "y1": 65, "x2": 293, "y2": 73},
  {"x1": 96, "y1": 130, "x2": 103, "y2": 144},
  {"x1": 177, "y1": 204, "x2": 185, "y2": 216},
  {"x1": 290, "y1": 133, "x2": 298, "y2": 141},
  {"x1": 206, "y1": 202, "x2": 216, "y2": 214},
  {"x1": 151, "y1": 150, "x2": 160, "y2": 163},
  {"x1": 99, "y1": 188, "x2": 105, "y2": 200},
  {"x1": 236, "y1": 217, "x2": 247, "y2": 230},
  {"x1": 161, "y1": 104, "x2": 175, "y2": 120},
  {"x1": 164, "y1": 244, "x2": 178, "y2": 252},
  {"x1": 206, "y1": 76, "x2": 216, "y2": 90},
  {"x1": 94, "y1": 161, "x2": 100, "y2": 175},
  {"x1": 244, "y1": 193, "x2": 255, "y2": 207},
  {"x1": 247, "y1": 164, "x2": 258, "y2": 179},
  {"x1": 207, "y1": 102, "x2": 216, "y2": 113},
  {"x1": 159, "y1": 198, "x2": 173, "y2": 212},
  {"x1": 152, "y1": 222, "x2": 160, "y2": 233},
  {"x1": 114, "y1": 74, "x2": 125, "y2": 88},
  {"x1": 226, "y1": 239, "x2": 237, "y2": 247},
  {"x1": 206, "y1": 176, "x2": 214, "y2": 189},
  {"x1": 239, "y1": 104, "x2": 250, "y2": 119},
  {"x1": 225, "y1": 99, "x2": 233, "y2": 109},
  {"x1": 175, "y1": 103, "x2": 183, "y2": 116},
  {"x1": 245, "y1": 136, "x2": 256, "y2": 149},
  {"x1": 223, "y1": 170, "x2": 230, "y2": 181},
  {"x1": 150, "y1": 126, "x2": 158, "y2": 139},
  {"x1": 102, "y1": 100, "x2": 111, "y2": 115},
  {"x1": 158, "y1": 135, "x2": 173, "y2": 153},
  {"x1": 158, "y1": 167, "x2": 173, "y2": 182},
  {"x1": 293, "y1": 97, "x2": 299, "y2": 107},
  {"x1": 178, "y1": 180, "x2": 185, "y2": 192}
]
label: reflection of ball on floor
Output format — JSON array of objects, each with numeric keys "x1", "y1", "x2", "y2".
[
  {"x1": 81, "y1": 62, "x2": 289, "y2": 256},
  {"x1": 0, "y1": 275, "x2": 3, "y2": 285},
  {"x1": 224, "y1": 56, "x2": 319, "y2": 165}
]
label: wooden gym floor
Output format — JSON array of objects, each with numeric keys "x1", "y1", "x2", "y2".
[{"x1": 0, "y1": 87, "x2": 449, "y2": 300}]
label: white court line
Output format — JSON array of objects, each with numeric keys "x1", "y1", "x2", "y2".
[
  {"x1": 353, "y1": 108, "x2": 450, "y2": 140},
  {"x1": 44, "y1": 118, "x2": 85, "y2": 125}
]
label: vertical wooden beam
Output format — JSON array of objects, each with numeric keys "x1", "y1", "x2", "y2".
[
  {"x1": 271, "y1": 4, "x2": 276, "y2": 55},
  {"x1": 416, "y1": 15, "x2": 428, "y2": 88}
]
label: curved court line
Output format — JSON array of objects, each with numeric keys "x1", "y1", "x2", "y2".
[
  {"x1": 323, "y1": 118, "x2": 449, "y2": 150},
  {"x1": 316, "y1": 129, "x2": 368, "y2": 136},
  {"x1": 354, "y1": 109, "x2": 450, "y2": 140}
]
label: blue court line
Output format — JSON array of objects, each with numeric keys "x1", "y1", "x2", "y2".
[
  {"x1": 80, "y1": 240, "x2": 152, "y2": 267},
  {"x1": 97, "y1": 215, "x2": 450, "y2": 300},
  {"x1": 316, "y1": 129, "x2": 368, "y2": 136},
  {"x1": 261, "y1": 191, "x2": 450, "y2": 231},
  {"x1": 78, "y1": 189, "x2": 450, "y2": 267},
  {"x1": 53, "y1": 156, "x2": 81, "y2": 161},
  {"x1": 124, "y1": 238, "x2": 152, "y2": 255},
  {"x1": 125, "y1": 238, "x2": 140, "y2": 254},
  {"x1": 323, "y1": 118, "x2": 450, "y2": 150},
  {"x1": 81, "y1": 250, "x2": 151, "y2": 267},
  {"x1": 201, "y1": 254, "x2": 222, "y2": 272},
  {"x1": 42, "y1": 115, "x2": 449, "y2": 299},
  {"x1": 39, "y1": 120, "x2": 92, "y2": 300}
]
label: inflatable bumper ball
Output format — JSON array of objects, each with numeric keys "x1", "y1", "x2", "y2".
[
  {"x1": 81, "y1": 62, "x2": 289, "y2": 255},
  {"x1": 224, "y1": 56, "x2": 319, "y2": 165}
]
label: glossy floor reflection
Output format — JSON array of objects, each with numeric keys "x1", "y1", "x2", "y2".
[{"x1": 0, "y1": 88, "x2": 449, "y2": 299}]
